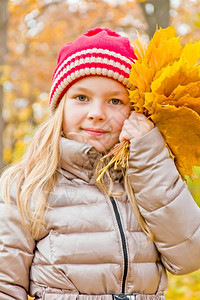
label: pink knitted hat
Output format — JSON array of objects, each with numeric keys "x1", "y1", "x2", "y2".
[{"x1": 49, "y1": 27, "x2": 137, "y2": 112}]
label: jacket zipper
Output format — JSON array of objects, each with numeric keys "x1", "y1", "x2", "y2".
[{"x1": 110, "y1": 196, "x2": 128, "y2": 294}]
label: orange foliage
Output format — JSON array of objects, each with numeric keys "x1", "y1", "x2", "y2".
[{"x1": 3, "y1": 0, "x2": 145, "y2": 163}]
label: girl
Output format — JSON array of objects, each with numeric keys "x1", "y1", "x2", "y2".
[{"x1": 0, "y1": 27, "x2": 200, "y2": 300}]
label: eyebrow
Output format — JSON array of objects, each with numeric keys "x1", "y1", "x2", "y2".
[
  {"x1": 71, "y1": 86, "x2": 128, "y2": 96},
  {"x1": 71, "y1": 87, "x2": 92, "y2": 93}
]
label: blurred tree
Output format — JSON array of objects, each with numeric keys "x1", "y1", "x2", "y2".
[
  {"x1": 137, "y1": 0, "x2": 170, "y2": 37},
  {"x1": 170, "y1": 0, "x2": 200, "y2": 43},
  {"x1": 137, "y1": 0, "x2": 200, "y2": 43},
  {"x1": 0, "y1": 0, "x2": 8, "y2": 171}
]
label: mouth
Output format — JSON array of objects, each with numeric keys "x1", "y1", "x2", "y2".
[{"x1": 82, "y1": 128, "x2": 108, "y2": 136}]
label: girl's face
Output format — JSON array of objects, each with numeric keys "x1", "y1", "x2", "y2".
[{"x1": 63, "y1": 76, "x2": 131, "y2": 152}]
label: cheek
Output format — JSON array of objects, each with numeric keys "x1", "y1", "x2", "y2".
[
  {"x1": 112, "y1": 108, "x2": 130, "y2": 130},
  {"x1": 62, "y1": 119, "x2": 68, "y2": 136},
  {"x1": 62, "y1": 105, "x2": 74, "y2": 134},
  {"x1": 63, "y1": 109, "x2": 69, "y2": 127},
  {"x1": 63, "y1": 101, "x2": 76, "y2": 128}
]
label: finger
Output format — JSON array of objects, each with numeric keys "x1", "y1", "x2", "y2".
[{"x1": 129, "y1": 111, "x2": 148, "y2": 121}]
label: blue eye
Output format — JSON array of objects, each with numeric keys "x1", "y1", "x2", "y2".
[
  {"x1": 110, "y1": 99, "x2": 121, "y2": 105},
  {"x1": 76, "y1": 95, "x2": 87, "y2": 102}
]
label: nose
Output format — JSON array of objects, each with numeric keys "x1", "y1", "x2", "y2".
[{"x1": 87, "y1": 100, "x2": 106, "y2": 121}]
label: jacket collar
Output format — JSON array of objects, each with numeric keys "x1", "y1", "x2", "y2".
[{"x1": 58, "y1": 137, "x2": 123, "y2": 183}]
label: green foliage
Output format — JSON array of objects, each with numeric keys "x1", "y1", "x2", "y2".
[
  {"x1": 164, "y1": 168, "x2": 200, "y2": 299},
  {"x1": 194, "y1": 13, "x2": 200, "y2": 28},
  {"x1": 187, "y1": 167, "x2": 200, "y2": 207},
  {"x1": 166, "y1": 270, "x2": 200, "y2": 299}
]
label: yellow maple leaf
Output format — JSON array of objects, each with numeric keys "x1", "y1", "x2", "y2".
[
  {"x1": 151, "y1": 61, "x2": 200, "y2": 96},
  {"x1": 130, "y1": 27, "x2": 200, "y2": 179},
  {"x1": 151, "y1": 105, "x2": 200, "y2": 179},
  {"x1": 179, "y1": 41, "x2": 200, "y2": 66},
  {"x1": 131, "y1": 31, "x2": 146, "y2": 63},
  {"x1": 163, "y1": 95, "x2": 200, "y2": 115},
  {"x1": 98, "y1": 26, "x2": 200, "y2": 181},
  {"x1": 129, "y1": 60, "x2": 153, "y2": 93},
  {"x1": 168, "y1": 81, "x2": 200, "y2": 101},
  {"x1": 144, "y1": 92, "x2": 167, "y2": 114},
  {"x1": 131, "y1": 26, "x2": 183, "y2": 79},
  {"x1": 128, "y1": 89, "x2": 145, "y2": 113},
  {"x1": 144, "y1": 29, "x2": 182, "y2": 74}
]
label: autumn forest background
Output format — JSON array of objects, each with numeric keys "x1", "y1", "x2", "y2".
[{"x1": 0, "y1": 0, "x2": 200, "y2": 299}]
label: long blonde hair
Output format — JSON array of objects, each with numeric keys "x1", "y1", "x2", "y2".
[
  {"x1": 0, "y1": 96, "x2": 152, "y2": 240},
  {"x1": 0, "y1": 98, "x2": 65, "y2": 239}
]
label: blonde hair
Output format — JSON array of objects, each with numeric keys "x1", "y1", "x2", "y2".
[
  {"x1": 0, "y1": 98, "x2": 65, "y2": 239},
  {"x1": 0, "y1": 96, "x2": 152, "y2": 240}
]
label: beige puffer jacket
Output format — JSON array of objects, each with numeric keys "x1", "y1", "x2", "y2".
[{"x1": 0, "y1": 128, "x2": 200, "y2": 300}]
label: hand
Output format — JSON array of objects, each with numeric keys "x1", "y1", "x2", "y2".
[{"x1": 119, "y1": 111, "x2": 154, "y2": 142}]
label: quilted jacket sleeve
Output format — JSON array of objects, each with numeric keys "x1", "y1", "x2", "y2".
[
  {"x1": 127, "y1": 127, "x2": 200, "y2": 275},
  {"x1": 0, "y1": 193, "x2": 35, "y2": 299}
]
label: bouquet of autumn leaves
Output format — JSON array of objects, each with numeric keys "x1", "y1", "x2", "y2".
[{"x1": 97, "y1": 25, "x2": 200, "y2": 182}]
